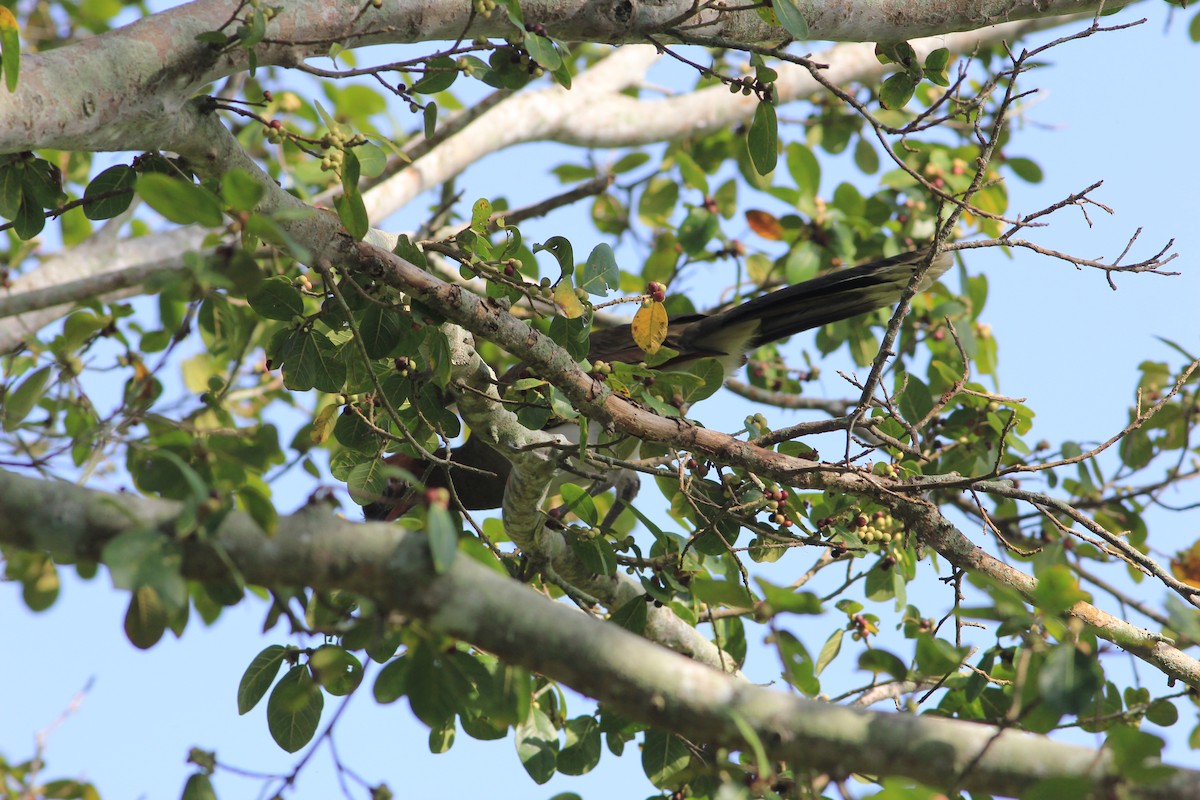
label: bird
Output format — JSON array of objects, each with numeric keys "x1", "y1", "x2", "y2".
[{"x1": 364, "y1": 248, "x2": 953, "y2": 520}]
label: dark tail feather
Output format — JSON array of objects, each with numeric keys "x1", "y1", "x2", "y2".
[{"x1": 693, "y1": 249, "x2": 952, "y2": 348}]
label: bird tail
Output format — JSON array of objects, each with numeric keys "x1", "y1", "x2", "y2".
[{"x1": 691, "y1": 248, "x2": 953, "y2": 350}]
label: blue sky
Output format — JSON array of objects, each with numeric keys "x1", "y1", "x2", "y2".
[{"x1": 3, "y1": 4, "x2": 1199, "y2": 799}]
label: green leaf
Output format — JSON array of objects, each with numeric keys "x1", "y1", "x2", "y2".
[
  {"x1": 677, "y1": 207, "x2": 718, "y2": 256},
  {"x1": 1040, "y1": 643, "x2": 1104, "y2": 715},
  {"x1": 924, "y1": 47, "x2": 951, "y2": 86},
  {"x1": 858, "y1": 648, "x2": 908, "y2": 680},
  {"x1": 470, "y1": 197, "x2": 492, "y2": 232},
  {"x1": 515, "y1": 707, "x2": 559, "y2": 784},
  {"x1": 181, "y1": 772, "x2": 218, "y2": 800},
  {"x1": 1106, "y1": 725, "x2": 1167, "y2": 777},
  {"x1": 24, "y1": 159, "x2": 63, "y2": 209},
  {"x1": 429, "y1": 720, "x2": 456, "y2": 752},
  {"x1": 0, "y1": 161, "x2": 22, "y2": 218},
  {"x1": 880, "y1": 72, "x2": 917, "y2": 110},
  {"x1": 578, "y1": 243, "x2": 619, "y2": 296},
  {"x1": 373, "y1": 654, "x2": 409, "y2": 703},
  {"x1": 393, "y1": 233, "x2": 428, "y2": 268},
  {"x1": 427, "y1": 504, "x2": 459, "y2": 573},
  {"x1": 914, "y1": 634, "x2": 968, "y2": 676},
  {"x1": 558, "y1": 716, "x2": 602, "y2": 776},
  {"x1": 898, "y1": 374, "x2": 933, "y2": 425},
  {"x1": 569, "y1": 534, "x2": 617, "y2": 576},
  {"x1": 772, "y1": 0, "x2": 809, "y2": 38},
  {"x1": 423, "y1": 102, "x2": 437, "y2": 138},
  {"x1": 853, "y1": 137, "x2": 879, "y2": 174},
  {"x1": 278, "y1": 328, "x2": 347, "y2": 393},
  {"x1": 641, "y1": 730, "x2": 690, "y2": 789},
  {"x1": 558, "y1": 484, "x2": 598, "y2": 526},
  {"x1": 238, "y1": 644, "x2": 288, "y2": 714},
  {"x1": 747, "y1": 100, "x2": 778, "y2": 176},
  {"x1": 2, "y1": 365, "x2": 51, "y2": 431},
  {"x1": 12, "y1": 187, "x2": 43, "y2": 238},
  {"x1": 1007, "y1": 156, "x2": 1044, "y2": 183},
  {"x1": 309, "y1": 645, "x2": 363, "y2": 696},
  {"x1": 412, "y1": 56, "x2": 458, "y2": 94},
  {"x1": 754, "y1": 578, "x2": 823, "y2": 615},
  {"x1": 221, "y1": 168, "x2": 265, "y2": 211},
  {"x1": 335, "y1": 184, "x2": 368, "y2": 240},
  {"x1": 672, "y1": 148, "x2": 708, "y2": 193},
  {"x1": 691, "y1": 577, "x2": 753, "y2": 608},
  {"x1": 17, "y1": 554, "x2": 59, "y2": 611},
  {"x1": 267, "y1": 665, "x2": 324, "y2": 753},
  {"x1": 549, "y1": 56, "x2": 572, "y2": 89},
  {"x1": 124, "y1": 585, "x2": 168, "y2": 650},
  {"x1": 611, "y1": 152, "x2": 650, "y2": 174},
  {"x1": 1146, "y1": 698, "x2": 1179, "y2": 727},
  {"x1": 864, "y1": 561, "x2": 896, "y2": 602},
  {"x1": 785, "y1": 142, "x2": 821, "y2": 199},
  {"x1": 609, "y1": 595, "x2": 648, "y2": 634},
  {"x1": 236, "y1": 484, "x2": 274, "y2": 537},
  {"x1": 102, "y1": 527, "x2": 186, "y2": 609},
  {"x1": 534, "y1": 236, "x2": 574, "y2": 279},
  {"x1": 1031, "y1": 563, "x2": 1088, "y2": 616},
  {"x1": 247, "y1": 276, "x2": 303, "y2": 321},
  {"x1": 137, "y1": 172, "x2": 223, "y2": 227},
  {"x1": 358, "y1": 301, "x2": 403, "y2": 359},
  {"x1": 83, "y1": 165, "x2": 136, "y2": 220},
  {"x1": 815, "y1": 628, "x2": 843, "y2": 675},
  {"x1": 524, "y1": 33, "x2": 562, "y2": 71},
  {"x1": 354, "y1": 143, "x2": 387, "y2": 177}
]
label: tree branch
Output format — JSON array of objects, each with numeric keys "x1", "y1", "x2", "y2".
[{"x1": 0, "y1": 466, "x2": 1193, "y2": 800}]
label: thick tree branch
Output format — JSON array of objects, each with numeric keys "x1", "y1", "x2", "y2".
[
  {"x1": 0, "y1": 467, "x2": 1193, "y2": 799},
  {"x1": 0, "y1": 0, "x2": 1140, "y2": 154},
  {"x1": 0, "y1": 12, "x2": 1104, "y2": 351}
]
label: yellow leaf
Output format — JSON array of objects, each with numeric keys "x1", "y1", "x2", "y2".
[
  {"x1": 0, "y1": 6, "x2": 19, "y2": 93},
  {"x1": 1171, "y1": 540, "x2": 1200, "y2": 589},
  {"x1": 631, "y1": 301, "x2": 668, "y2": 355},
  {"x1": 554, "y1": 278, "x2": 585, "y2": 319},
  {"x1": 310, "y1": 403, "x2": 338, "y2": 445}
]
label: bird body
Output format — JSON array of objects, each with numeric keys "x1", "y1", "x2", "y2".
[{"x1": 365, "y1": 248, "x2": 952, "y2": 519}]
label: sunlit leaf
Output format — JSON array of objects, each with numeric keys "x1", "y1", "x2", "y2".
[
  {"x1": 631, "y1": 301, "x2": 668, "y2": 355},
  {"x1": 515, "y1": 707, "x2": 559, "y2": 784},
  {"x1": 0, "y1": 6, "x2": 19, "y2": 92}
]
